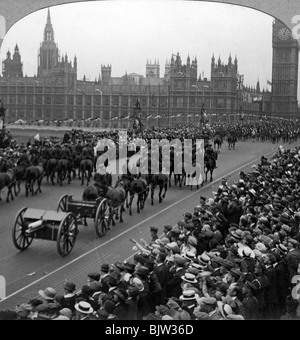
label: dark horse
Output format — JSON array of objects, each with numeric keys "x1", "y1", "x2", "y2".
[
  {"x1": 24, "y1": 165, "x2": 44, "y2": 197},
  {"x1": 116, "y1": 177, "x2": 147, "y2": 215},
  {"x1": 13, "y1": 164, "x2": 27, "y2": 194},
  {"x1": 142, "y1": 173, "x2": 168, "y2": 206},
  {"x1": 46, "y1": 158, "x2": 58, "y2": 185},
  {"x1": 81, "y1": 175, "x2": 109, "y2": 226},
  {"x1": 0, "y1": 168, "x2": 17, "y2": 202},
  {"x1": 227, "y1": 134, "x2": 237, "y2": 150},
  {"x1": 214, "y1": 135, "x2": 223, "y2": 150},
  {"x1": 80, "y1": 158, "x2": 94, "y2": 186},
  {"x1": 204, "y1": 157, "x2": 216, "y2": 182},
  {"x1": 56, "y1": 159, "x2": 72, "y2": 186},
  {"x1": 106, "y1": 181, "x2": 126, "y2": 225}
]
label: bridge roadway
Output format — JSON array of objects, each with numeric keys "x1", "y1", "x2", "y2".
[{"x1": 0, "y1": 140, "x2": 298, "y2": 310}]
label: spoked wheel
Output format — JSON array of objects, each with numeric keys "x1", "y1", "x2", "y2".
[
  {"x1": 94, "y1": 198, "x2": 111, "y2": 237},
  {"x1": 57, "y1": 194, "x2": 69, "y2": 212},
  {"x1": 12, "y1": 207, "x2": 33, "y2": 251},
  {"x1": 56, "y1": 212, "x2": 78, "y2": 257}
]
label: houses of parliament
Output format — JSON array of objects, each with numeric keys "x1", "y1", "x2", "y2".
[{"x1": 0, "y1": 9, "x2": 298, "y2": 128}]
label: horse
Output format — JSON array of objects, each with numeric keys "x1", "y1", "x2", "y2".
[
  {"x1": 204, "y1": 157, "x2": 215, "y2": 182},
  {"x1": 214, "y1": 135, "x2": 223, "y2": 150},
  {"x1": 24, "y1": 165, "x2": 44, "y2": 197},
  {"x1": 227, "y1": 134, "x2": 237, "y2": 150},
  {"x1": 106, "y1": 181, "x2": 126, "y2": 225},
  {"x1": 184, "y1": 161, "x2": 204, "y2": 190},
  {"x1": 80, "y1": 158, "x2": 94, "y2": 186},
  {"x1": 46, "y1": 158, "x2": 58, "y2": 185},
  {"x1": 56, "y1": 159, "x2": 72, "y2": 186},
  {"x1": 115, "y1": 176, "x2": 147, "y2": 215},
  {"x1": 0, "y1": 168, "x2": 17, "y2": 202},
  {"x1": 81, "y1": 178, "x2": 109, "y2": 226},
  {"x1": 73, "y1": 153, "x2": 82, "y2": 179},
  {"x1": 143, "y1": 173, "x2": 168, "y2": 206},
  {"x1": 13, "y1": 164, "x2": 27, "y2": 194}
]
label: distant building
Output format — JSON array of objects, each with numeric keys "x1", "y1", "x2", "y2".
[
  {"x1": 0, "y1": 8, "x2": 267, "y2": 128},
  {"x1": 271, "y1": 19, "x2": 299, "y2": 119},
  {"x1": 2, "y1": 45, "x2": 23, "y2": 77}
]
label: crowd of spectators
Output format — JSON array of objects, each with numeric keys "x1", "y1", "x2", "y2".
[{"x1": 2, "y1": 140, "x2": 300, "y2": 320}]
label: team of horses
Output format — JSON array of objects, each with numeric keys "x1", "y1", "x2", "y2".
[{"x1": 0, "y1": 134, "x2": 228, "y2": 232}]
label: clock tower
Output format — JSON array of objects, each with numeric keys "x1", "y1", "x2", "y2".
[{"x1": 271, "y1": 19, "x2": 299, "y2": 119}]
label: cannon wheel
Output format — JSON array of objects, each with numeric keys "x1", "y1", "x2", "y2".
[
  {"x1": 57, "y1": 194, "x2": 69, "y2": 212},
  {"x1": 56, "y1": 212, "x2": 78, "y2": 257},
  {"x1": 94, "y1": 198, "x2": 111, "y2": 237},
  {"x1": 12, "y1": 207, "x2": 34, "y2": 251}
]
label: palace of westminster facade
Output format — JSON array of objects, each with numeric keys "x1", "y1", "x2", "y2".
[{"x1": 0, "y1": 9, "x2": 298, "y2": 128}]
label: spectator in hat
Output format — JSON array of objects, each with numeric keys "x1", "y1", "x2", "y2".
[
  {"x1": 105, "y1": 274, "x2": 119, "y2": 299},
  {"x1": 126, "y1": 286, "x2": 139, "y2": 320},
  {"x1": 100, "y1": 263, "x2": 111, "y2": 293},
  {"x1": 113, "y1": 288, "x2": 129, "y2": 320},
  {"x1": 53, "y1": 308, "x2": 73, "y2": 320},
  {"x1": 35, "y1": 287, "x2": 60, "y2": 319},
  {"x1": 61, "y1": 281, "x2": 77, "y2": 312},
  {"x1": 153, "y1": 252, "x2": 169, "y2": 304},
  {"x1": 274, "y1": 253, "x2": 290, "y2": 317},
  {"x1": 76, "y1": 285, "x2": 98, "y2": 311},
  {"x1": 179, "y1": 290, "x2": 199, "y2": 319},
  {"x1": 144, "y1": 260, "x2": 162, "y2": 311},
  {"x1": 87, "y1": 272, "x2": 102, "y2": 293},
  {"x1": 285, "y1": 239, "x2": 300, "y2": 281},
  {"x1": 104, "y1": 300, "x2": 118, "y2": 320},
  {"x1": 242, "y1": 281, "x2": 259, "y2": 320},
  {"x1": 149, "y1": 226, "x2": 159, "y2": 243},
  {"x1": 264, "y1": 254, "x2": 279, "y2": 319},
  {"x1": 224, "y1": 283, "x2": 245, "y2": 318},
  {"x1": 166, "y1": 255, "x2": 187, "y2": 299},
  {"x1": 163, "y1": 225, "x2": 173, "y2": 240}
]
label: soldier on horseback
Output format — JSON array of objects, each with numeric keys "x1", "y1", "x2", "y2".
[
  {"x1": 51, "y1": 143, "x2": 62, "y2": 160},
  {"x1": 81, "y1": 143, "x2": 94, "y2": 161},
  {"x1": 204, "y1": 144, "x2": 217, "y2": 170},
  {"x1": 17, "y1": 148, "x2": 31, "y2": 167},
  {"x1": 40, "y1": 142, "x2": 51, "y2": 161}
]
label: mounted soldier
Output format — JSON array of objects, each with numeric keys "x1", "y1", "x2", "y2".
[
  {"x1": 51, "y1": 143, "x2": 62, "y2": 160},
  {"x1": 17, "y1": 148, "x2": 31, "y2": 167},
  {"x1": 82, "y1": 143, "x2": 94, "y2": 162},
  {"x1": 204, "y1": 143, "x2": 217, "y2": 170}
]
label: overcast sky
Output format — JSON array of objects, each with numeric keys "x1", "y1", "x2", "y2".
[{"x1": 0, "y1": 0, "x2": 298, "y2": 96}]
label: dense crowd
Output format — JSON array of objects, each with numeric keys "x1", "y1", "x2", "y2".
[{"x1": 1, "y1": 131, "x2": 300, "y2": 320}]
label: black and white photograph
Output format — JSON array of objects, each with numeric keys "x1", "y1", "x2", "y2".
[{"x1": 0, "y1": 0, "x2": 300, "y2": 323}]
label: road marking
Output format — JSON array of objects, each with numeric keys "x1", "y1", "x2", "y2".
[{"x1": 1, "y1": 149, "x2": 275, "y2": 302}]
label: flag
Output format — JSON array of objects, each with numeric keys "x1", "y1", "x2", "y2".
[
  {"x1": 267, "y1": 80, "x2": 272, "y2": 86},
  {"x1": 33, "y1": 133, "x2": 40, "y2": 141}
]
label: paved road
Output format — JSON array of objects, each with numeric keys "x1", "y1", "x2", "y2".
[{"x1": 0, "y1": 140, "x2": 298, "y2": 309}]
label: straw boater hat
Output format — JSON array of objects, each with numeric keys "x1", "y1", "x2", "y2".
[
  {"x1": 181, "y1": 273, "x2": 198, "y2": 284},
  {"x1": 217, "y1": 301, "x2": 233, "y2": 320},
  {"x1": 75, "y1": 301, "x2": 94, "y2": 314},
  {"x1": 179, "y1": 289, "x2": 199, "y2": 301},
  {"x1": 238, "y1": 246, "x2": 255, "y2": 259}
]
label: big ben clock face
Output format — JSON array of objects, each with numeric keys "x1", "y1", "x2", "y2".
[{"x1": 278, "y1": 27, "x2": 291, "y2": 40}]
